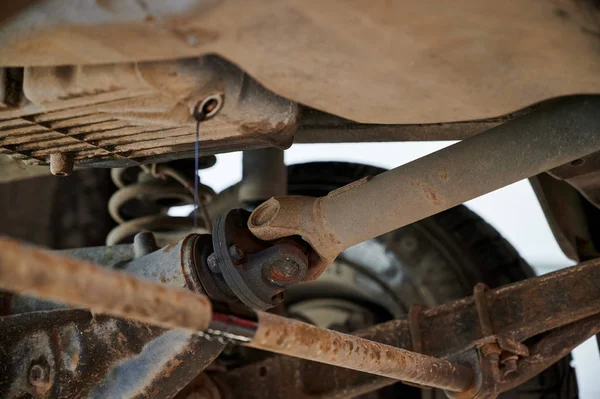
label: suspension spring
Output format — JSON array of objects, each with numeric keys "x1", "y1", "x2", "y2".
[{"x1": 106, "y1": 159, "x2": 216, "y2": 246}]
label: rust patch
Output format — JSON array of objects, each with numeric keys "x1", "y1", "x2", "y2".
[
  {"x1": 160, "y1": 358, "x2": 184, "y2": 379},
  {"x1": 410, "y1": 181, "x2": 442, "y2": 206},
  {"x1": 419, "y1": 184, "x2": 441, "y2": 206},
  {"x1": 250, "y1": 311, "x2": 474, "y2": 392}
]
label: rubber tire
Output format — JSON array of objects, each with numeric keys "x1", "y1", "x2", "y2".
[
  {"x1": 0, "y1": 169, "x2": 115, "y2": 249},
  {"x1": 287, "y1": 162, "x2": 578, "y2": 399}
]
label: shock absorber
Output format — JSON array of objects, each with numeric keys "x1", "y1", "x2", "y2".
[{"x1": 106, "y1": 158, "x2": 216, "y2": 246}]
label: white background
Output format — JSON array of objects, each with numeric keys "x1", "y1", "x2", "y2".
[{"x1": 196, "y1": 142, "x2": 599, "y2": 397}]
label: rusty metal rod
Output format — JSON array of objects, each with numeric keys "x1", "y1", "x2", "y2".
[
  {"x1": 249, "y1": 96, "x2": 600, "y2": 271},
  {"x1": 246, "y1": 311, "x2": 475, "y2": 393},
  {"x1": 216, "y1": 257, "x2": 600, "y2": 399},
  {"x1": 0, "y1": 237, "x2": 213, "y2": 332}
]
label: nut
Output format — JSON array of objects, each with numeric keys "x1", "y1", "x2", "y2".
[
  {"x1": 269, "y1": 258, "x2": 302, "y2": 282},
  {"x1": 207, "y1": 253, "x2": 220, "y2": 273},
  {"x1": 228, "y1": 245, "x2": 245, "y2": 265},
  {"x1": 258, "y1": 243, "x2": 309, "y2": 286}
]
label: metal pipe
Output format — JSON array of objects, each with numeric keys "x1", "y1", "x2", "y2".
[
  {"x1": 0, "y1": 237, "x2": 213, "y2": 332},
  {"x1": 214, "y1": 256, "x2": 600, "y2": 399},
  {"x1": 249, "y1": 96, "x2": 600, "y2": 271},
  {"x1": 239, "y1": 147, "x2": 287, "y2": 204},
  {"x1": 246, "y1": 311, "x2": 475, "y2": 393}
]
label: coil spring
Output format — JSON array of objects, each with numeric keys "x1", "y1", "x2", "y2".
[{"x1": 106, "y1": 160, "x2": 216, "y2": 246}]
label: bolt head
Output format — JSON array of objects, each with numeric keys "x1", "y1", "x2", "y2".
[
  {"x1": 269, "y1": 258, "x2": 302, "y2": 282},
  {"x1": 228, "y1": 245, "x2": 245, "y2": 265},
  {"x1": 258, "y1": 243, "x2": 308, "y2": 286},
  {"x1": 207, "y1": 253, "x2": 220, "y2": 273}
]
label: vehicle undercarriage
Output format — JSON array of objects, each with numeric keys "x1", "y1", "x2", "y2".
[{"x1": 1, "y1": 1, "x2": 600, "y2": 398}]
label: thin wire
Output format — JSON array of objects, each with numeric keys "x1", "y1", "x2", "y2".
[{"x1": 194, "y1": 119, "x2": 200, "y2": 230}]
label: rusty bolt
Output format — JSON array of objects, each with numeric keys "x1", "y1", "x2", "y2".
[
  {"x1": 269, "y1": 258, "x2": 302, "y2": 283},
  {"x1": 481, "y1": 343, "x2": 502, "y2": 360},
  {"x1": 228, "y1": 245, "x2": 245, "y2": 265},
  {"x1": 207, "y1": 253, "x2": 220, "y2": 273},
  {"x1": 28, "y1": 362, "x2": 50, "y2": 387},
  {"x1": 263, "y1": 242, "x2": 309, "y2": 286},
  {"x1": 49, "y1": 153, "x2": 74, "y2": 176}
]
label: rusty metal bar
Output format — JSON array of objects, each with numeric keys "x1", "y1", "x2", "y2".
[
  {"x1": 215, "y1": 257, "x2": 600, "y2": 399},
  {"x1": 249, "y1": 96, "x2": 600, "y2": 272},
  {"x1": 247, "y1": 311, "x2": 475, "y2": 393},
  {"x1": 0, "y1": 237, "x2": 213, "y2": 332}
]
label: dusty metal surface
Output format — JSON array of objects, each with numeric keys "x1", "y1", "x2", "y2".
[
  {"x1": 0, "y1": 237, "x2": 213, "y2": 332},
  {"x1": 249, "y1": 96, "x2": 600, "y2": 276},
  {"x1": 239, "y1": 148, "x2": 287, "y2": 204},
  {"x1": 247, "y1": 311, "x2": 475, "y2": 393},
  {"x1": 548, "y1": 150, "x2": 600, "y2": 209},
  {"x1": 1, "y1": 235, "x2": 225, "y2": 399},
  {"x1": 0, "y1": 308, "x2": 224, "y2": 399},
  {"x1": 294, "y1": 107, "x2": 505, "y2": 143},
  {"x1": 530, "y1": 173, "x2": 600, "y2": 262},
  {"x1": 0, "y1": 154, "x2": 49, "y2": 182},
  {"x1": 214, "y1": 257, "x2": 600, "y2": 399},
  {"x1": 0, "y1": 56, "x2": 298, "y2": 168},
  {"x1": 1, "y1": 1, "x2": 600, "y2": 125}
]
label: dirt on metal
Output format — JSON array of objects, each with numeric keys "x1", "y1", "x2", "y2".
[
  {"x1": 247, "y1": 311, "x2": 475, "y2": 393},
  {"x1": 249, "y1": 97, "x2": 600, "y2": 281}
]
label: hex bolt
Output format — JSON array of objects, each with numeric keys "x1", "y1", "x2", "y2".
[
  {"x1": 28, "y1": 363, "x2": 49, "y2": 387},
  {"x1": 228, "y1": 245, "x2": 245, "y2": 265},
  {"x1": 269, "y1": 258, "x2": 301, "y2": 283},
  {"x1": 49, "y1": 153, "x2": 74, "y2": 176},
  {"x1": 207, "y1": 253, "x2": 220, "y2": 273},
  {"x1": 481, "y1": 343, "x2": 501, "y2": 360}
]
